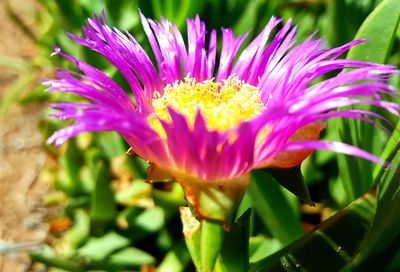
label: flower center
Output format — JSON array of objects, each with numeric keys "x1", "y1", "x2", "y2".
[{"x1": 147, "y1": 76, "x2": 264, "y2": 136}]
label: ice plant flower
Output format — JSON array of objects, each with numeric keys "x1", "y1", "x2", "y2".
[{"x1": 46, "y1": 12, "x2": 399, "y2": 223}]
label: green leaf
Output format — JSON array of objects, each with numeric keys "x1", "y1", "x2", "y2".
[
  {"x1": 57, "y1": 140, "x2": 85, "y2": 196},
  {"x1": 53, "y1": 0, "x2": 85, "y2": 28},
  {"x1": 90, "y1": 160, "x2": 117, "y2": 222},
  {"x1": 158, "y1": 240, "x2": 191, "y2": 272},
  {"x1": 105, "y1": 247, "x2": 155, "y2": 266},
  {"x1": 232, "y1": 0, "x2": 270, "y2": 34},
  {"x1": 153, "y1": 182, "x2": 186, "y2": 211},
  {"x1": 78, "y1": 232, "x2": 130, "y2": 260},
  {"x1": 266, "y1": 166, "x2": 312, "y2": 204},
  {"x1": 30, "y1": 251, "x2": 85, "y2": 271},
  {"x1": 0, "y1": 73, "x2": 35, "y2": 116},
  {"x1": 201, "y1": 220, "x2": 225, "y2": 272},
  {"x1": 121, "y1": 207, "x2": 166, "y2": 241},
  {"x1": 115, "y1": 179, "x2": 152, "y2": 206},
  {"x1": 336, "y1": 0, "x2": 400, "y2": 202},
  {"x1": 352, "y1": 139, "x2": 400, "y2": 269},
  {"x1": 113, "y1": 0, "x2": 140, "y2": 30},
  {"x1": 84, "y1": 246, "x2": 156, "y2": 270},
  {"x1": 373, "y1": 120, "x2": 400, "y2": 180},
  {"x1": 216, "y1": 209, "x2": 252, "y2": 272},
  {"x1": 249, "y1": 237, "x2": 282, "y2": 263},
  {"x1": 132, "y1": 206, "x2": 165, "y2": 233},
  {"x1": 387, "y1": 247, "x2": 400, "y2": 271},
  {"x1": 248, "y1": 170, "x2": 304, "y2": 245},
  {"x1": 117, "y1": 206, "x2": 143, "y2": 229},
  {"x1": 234, "y1": 192, "x2": 252, "y2": 222},
  {"x1": 96, "y1": 132, "x2": 127, "y2": 159},
  {"x1": 249, "y1": 194, "x2": 376, "y2": 272},
  {"x1": 60, "y1": 209, "x2": 90, "y2": 256},
  {"x1": 346, "y1": 0, "x2": 400, "y2": 64},
  {"x1": 327, "y1": 0, "x2": 351, "y2": 46},
  {"x1": 118, "y1": 206, "x2": 166, "y2": 241},
  {"x1": 180, "y1": 207, "x2": 202, "y2": 270},
  {"x1": 80, "y1": 0, "x2": 106, "y2": 15}
]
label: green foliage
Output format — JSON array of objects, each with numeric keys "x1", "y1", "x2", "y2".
[
  {"x1": 336, "y1": 0, "x2": 400, "y2": 205},
  {"x1": 250, "y1": 194, "x2": 377, "y2": 272},
  {"x1": 352, "y1": 121, "x2": 400, "y2": 270},
  {"x1": 217, "y1": 208, "x2": 252, "y2": 272},
  {"x1": 248, "y1": 171, "x2": 304, "y2": 245}
]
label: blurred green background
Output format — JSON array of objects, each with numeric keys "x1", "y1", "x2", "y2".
[{"x1": 1, "y1": 0, "x2": 399, "y2": 271}]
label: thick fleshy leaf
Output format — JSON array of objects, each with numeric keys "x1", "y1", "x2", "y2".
[
  {"x1": 102, "y1": 247, "x2": 155, "y2": 267},
  {"x1": 200, "y1": 220, "x2": 225, "y2": 271},
  {"x1": 346, "y1": 0, "x2": 400, "y2": 63},
  {"x1": 265, "y1": 166, "x2": 312, "y2": 204},
  {"x1": 57, "y1": 140, "x2": 84, "y2": 195},
  {"x1": 157, "y1": 240, "x2": 191, "y2": 272},
  {"x1": 90, "y1": 160, "x2": 117, "y2": 222},
  {"x1": 247, "y1": 170, "x2": 304, "y2": 245},
  {"x1": 78, "y1": 232, "x2": 130, "y2": 260},
  {"x1": 180, "y1": 207, "x2": 202, "y2": 270},
  {"x1": 30, "y1": 251, "x2": 85, "y2": 272},
  {"x1": 131, "y1": 207, "x2": 166, "y2": 238},
  {"x1": 180, "y1": 205, "x2": 251, "y2": 272},
  {"x1": 59, "y1": 209, "x2": 90, "y2": 255},
  {"x1": 96, "y1": 132, "x2": 126, "y2": 158},
  {"x1": 180, "y1": 207, "x2": 227, "y2": 272},
  {"x1": 336, "y1": 0, "x2": 400, "y2": 203},
  {"x1": 249, "y1": 237, "x2": 282, "y2": 264},
  {"x1": 373, "y1": 119, "x2": 400, "y2": 180},
  {"x1": 351, "y1": 125, "x2": 400, "y2": 270},
  {"x1": 327, "y1": 0, "x2": 351, "y2": 47},
  {"x1": 249, "y1": 194, "x2": 376, "y2": 272},
  {"x1": 216, "y1": 208, "x2": 252, "y2": 272}
]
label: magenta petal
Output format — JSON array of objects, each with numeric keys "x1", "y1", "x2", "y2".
[
  {"x1": 68, "y1": 15, "x2": 162, "y2": 113},
  {"x1": 47, "y1": 11, "x2": 400, "y2": 182},
  {"x1": 232, "y1": 17, "x2": 283, "y2": 83},
  {"x1": 216, "y1": 28, "x2": 248, "y2": 81},
  {"x1": 284, "y1": 140, "x2": 388, "y2": 166}
]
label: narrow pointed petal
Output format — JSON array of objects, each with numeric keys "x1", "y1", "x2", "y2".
[{"x1": 47, "y1": 12, "x2": 400, "y2": 214}]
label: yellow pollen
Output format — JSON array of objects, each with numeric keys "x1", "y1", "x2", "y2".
[{"x1": 147, "y1": 76, "x2": 264, "y2": 137}]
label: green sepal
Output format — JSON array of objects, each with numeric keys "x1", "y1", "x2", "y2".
[
  {"x1": 176, "y1": 174, "x2": 249, "y2": 224},
  {"x1": 265, "y1": 165, "x2": 312, "y2": 204}
]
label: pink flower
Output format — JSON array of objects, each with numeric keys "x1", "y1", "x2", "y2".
[{"x1": 45, "y1": 12, "x2": 399, "y2": 222}]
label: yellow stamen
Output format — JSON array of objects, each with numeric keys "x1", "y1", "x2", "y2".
[{"x1": 147, "y1": 76, "x2": 264, "y2": 137}]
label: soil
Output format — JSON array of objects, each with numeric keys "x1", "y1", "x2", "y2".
[{"x1": 0, "y1": 0, "x2": 50, "y2": 271}]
